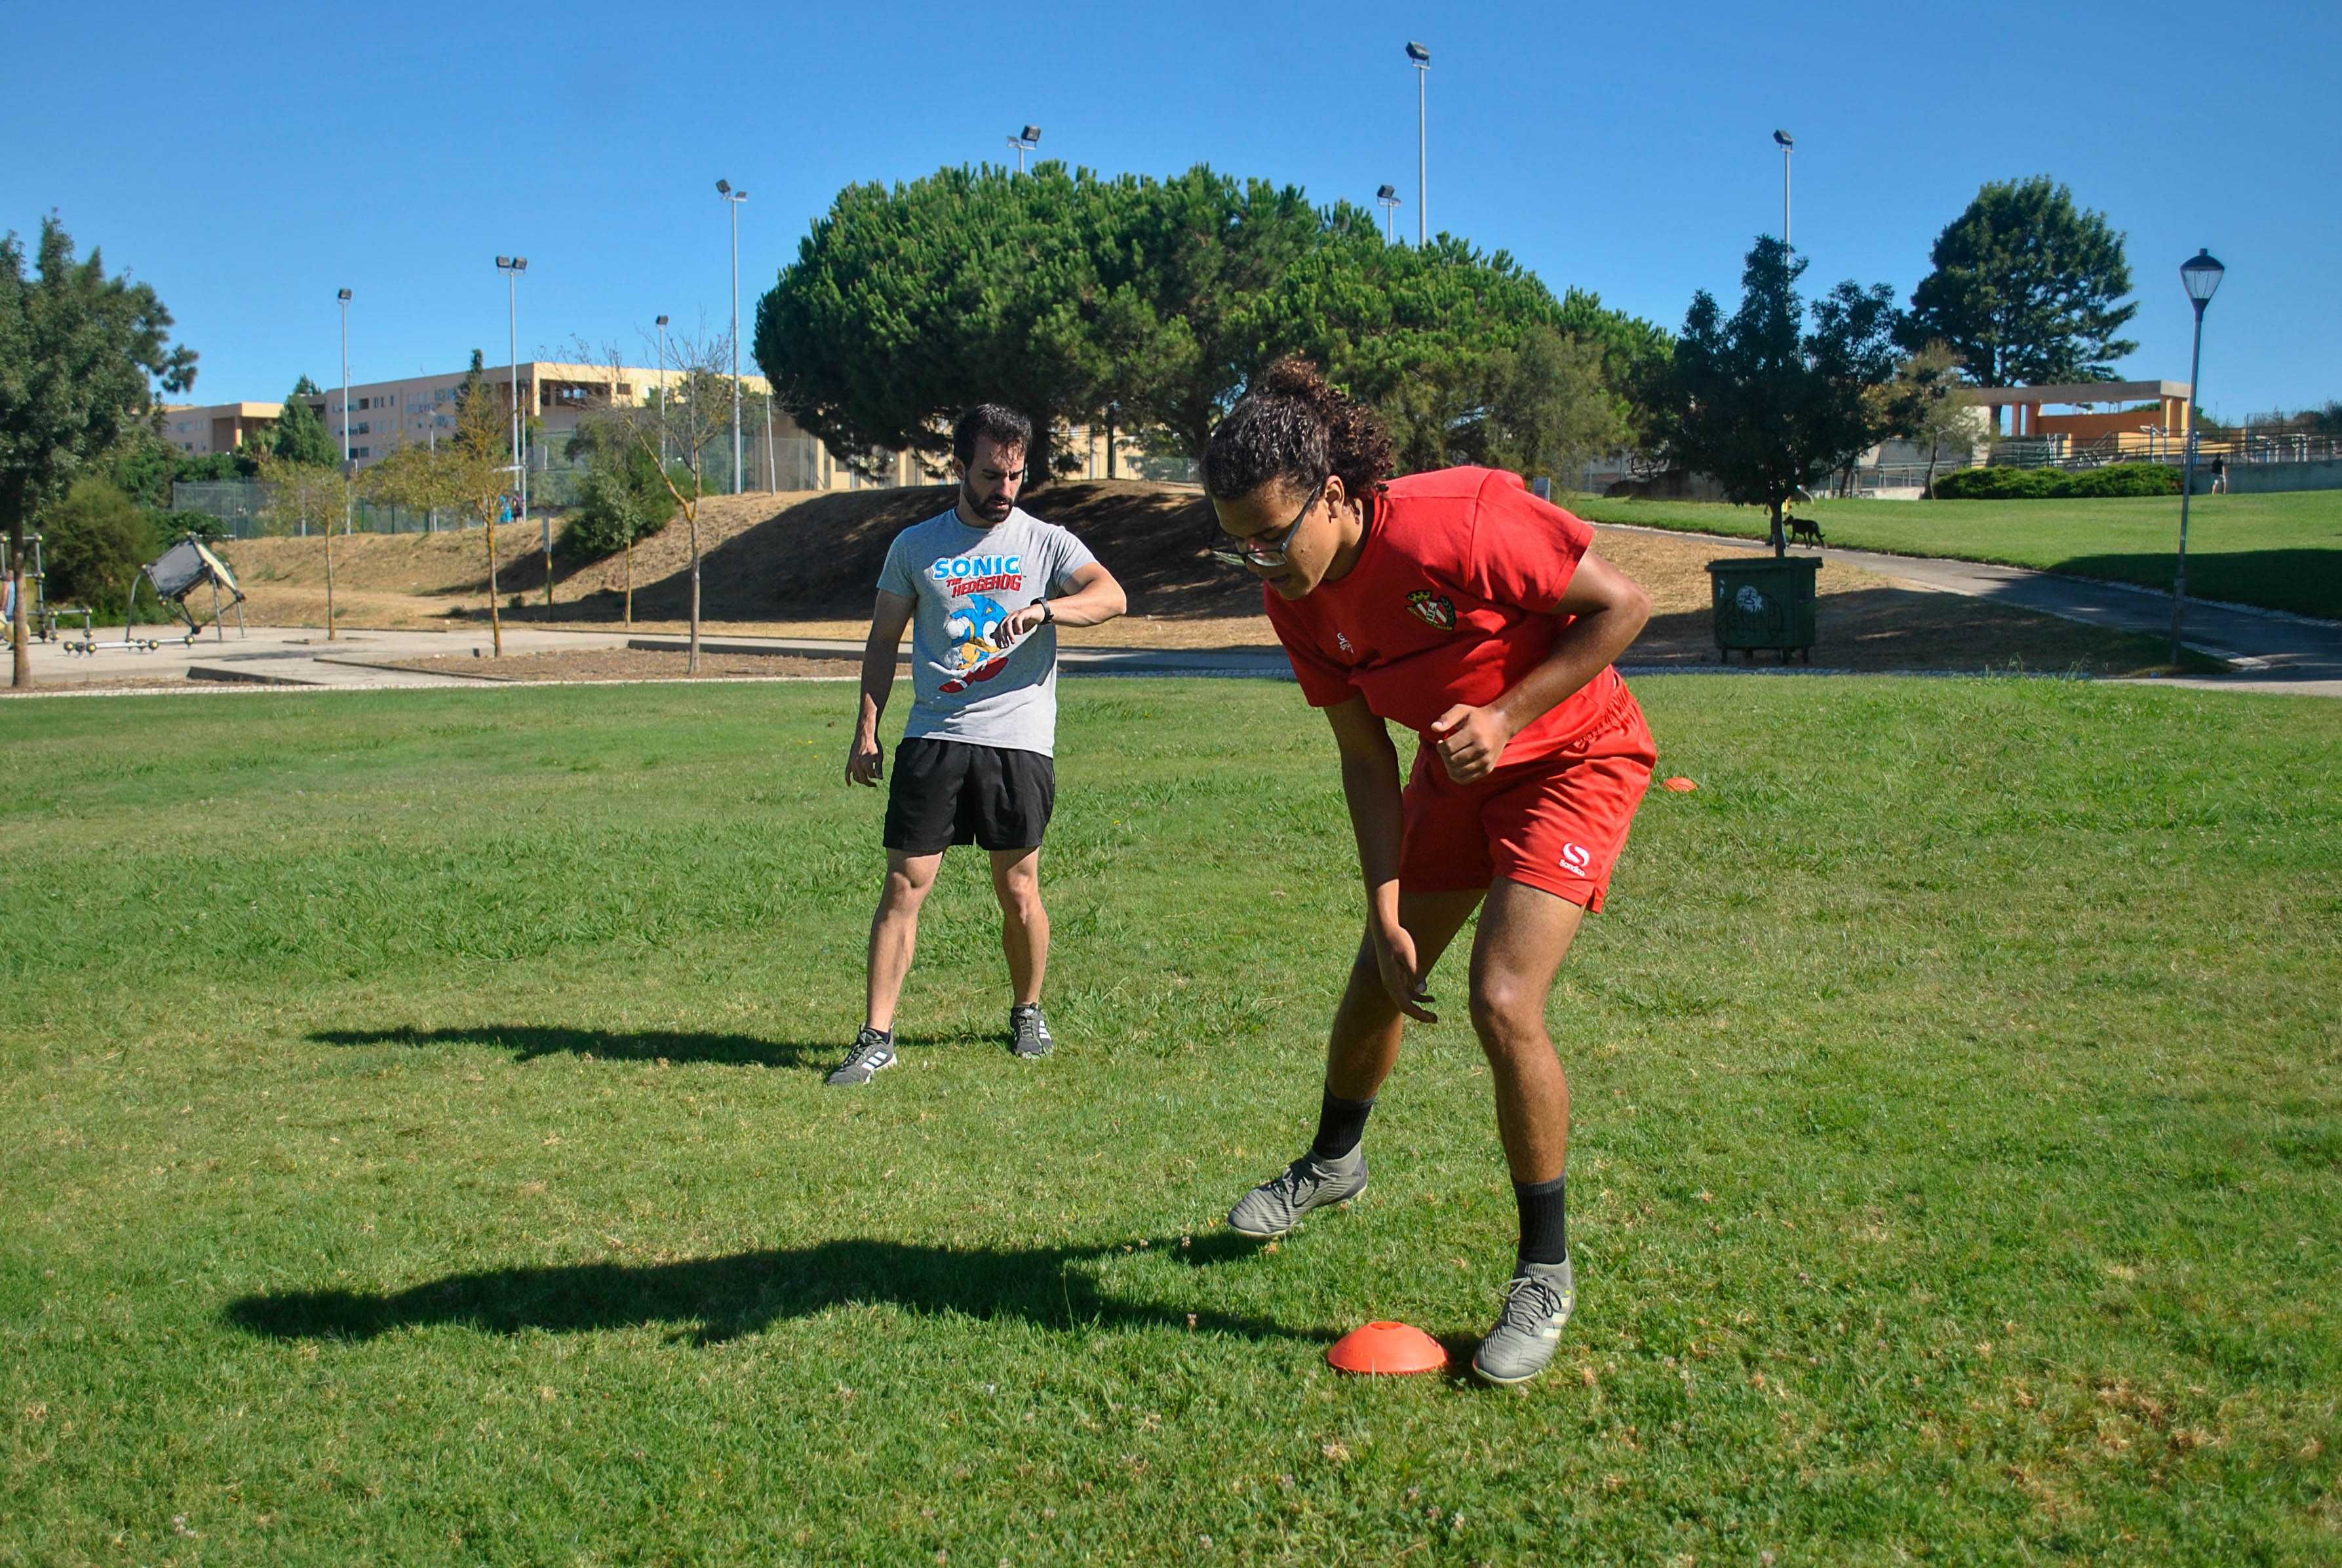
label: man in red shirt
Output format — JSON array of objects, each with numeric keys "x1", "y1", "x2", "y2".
[{"x1": 1205, "y1": 360, "x2": 1656, "y2": 1386}]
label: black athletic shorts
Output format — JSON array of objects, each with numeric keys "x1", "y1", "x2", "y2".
[{"x1": 883, "y1": 737, "x2": 1056, "y2": 855}]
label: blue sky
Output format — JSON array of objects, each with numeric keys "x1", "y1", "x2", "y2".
[{"x1": 7, "y1": 0, "x2": 2336, "y2": 419}]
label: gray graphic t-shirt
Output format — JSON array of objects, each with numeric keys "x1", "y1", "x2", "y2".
[{"x1": 877, "y1": 504, "x2": 1099, "y2": 756}]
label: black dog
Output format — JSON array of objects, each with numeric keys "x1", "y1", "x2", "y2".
[{"x1": 1786, "y1": 514, "x2": 1825, "y2": 548}]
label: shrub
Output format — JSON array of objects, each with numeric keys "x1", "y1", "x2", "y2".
[
  {"x1": 1930, "y1": 463, "x2": 2179, "y2": 501},
  {"x1": 41, "y1": 479, "x2": 165, "y2": 617},
  {"x1": 560, "y1": 442, "x2": 676, "y2": 559}
]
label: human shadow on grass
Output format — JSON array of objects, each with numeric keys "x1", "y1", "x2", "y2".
[
  {"x1": 310, "y1": 1024, "x2": 965, "y2": 1071},
  {"x1": 225, "y1": 1234, "x2": 1328, "y2": 1348}
]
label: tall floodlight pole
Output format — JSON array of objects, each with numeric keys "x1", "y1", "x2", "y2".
[
  {"x1": 717, "y1": 180, "x2": 747, "y2": 494},
  {"x1": 1773, "y1": 130, "x2": 1795, "y2": 248},
  {"x1": 1007, "y1": 125, "x2": 1041, "y2": 172},
  {"x1": 2172, "y1": 248, "x2": 2225, "y2": 667},
  {"x1": 336, "y1": 290, "x2": 352, "y2": 540},
  {"x1": 496, "y1": 256, "x2": 538, "y2": 601},
  {"x1": 1405, "y1": 43, "x2": 1430, "y2": 245},
  {"x1": 1376, "y1": 184, "x2": 1401, "y2": 243},
  {"x1": 655, "y1": 314, "x2": 670, "y2": 465}
]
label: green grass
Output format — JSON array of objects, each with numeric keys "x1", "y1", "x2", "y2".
[
  {"x1": 1571, "y1": 488, "x2": 2342, "y2": 620},
  {"x1": 4, "y1": 679, "x2": 2339, "y2": 1563}
]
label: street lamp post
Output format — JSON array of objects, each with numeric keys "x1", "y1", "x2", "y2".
[
  {"x1": 1772, "y1": 130, "x2": 1794, "y2": 249},
  {"x1": 716, "y1": 180, "x2": 747, "y2": 494},
  {"x1": 2172, "y1": 247, "x2": 2225, "y2": 667},
  {"x1": 1405, "y1": 43, "x2": 1430, "y2": 245},
  {"x1": 496, "y1": 256, "x2": 541, "y2": 604},
  {"x1": 336, "y1": 289, "x2": 352, "y2": 541},
  {"x1": 654, "y1": 314, "x2": 670, "y2": 465},
  {"x1": 1376, "y1": 184, "x2": 1401, "y2": 243},
  {"x1": 1007, "y1": 125, "x2": 1041, "y2": 172}
]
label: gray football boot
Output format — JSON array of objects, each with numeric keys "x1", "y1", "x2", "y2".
[
  {"x1": 1470, "y1": 1257, "x2": 1576, "y2": 1386},
  {"x1": 1009, "y1": 1004, "x2": 1055, "y2": 1059},
  {"x1": 824, "y1": 1027, "x2": 898, "y2": 1086},
  {"x1": 1225, "y1": 1147, "x2": 1369, "y2": 1238}
]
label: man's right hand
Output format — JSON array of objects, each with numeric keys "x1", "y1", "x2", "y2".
[
  {"x1": 1370, "y1": 921, "x2": 1437, "y2": 1024},
  {"x1": 846, "y1": 734, "x2": 884, "y2": 787}
]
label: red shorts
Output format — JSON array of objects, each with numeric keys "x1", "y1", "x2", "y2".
[{"x1": 1398, "y1": 684, "x2": 1656, "y2": 911}]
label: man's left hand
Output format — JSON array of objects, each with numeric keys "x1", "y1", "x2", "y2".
[{"x1": 1428, "y1": 703, "x2": 1513, "y2": 783}]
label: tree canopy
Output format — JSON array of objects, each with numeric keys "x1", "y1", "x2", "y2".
[
  {"x1": 755, "y1": 163, "x2": 1667, "y2": 484},
  {"x1": 1900, "y1": 177, "x2": 2137, "y2": 386},
  {"x1": 270, "y1": 380, "x2": 338, "y2": 467},
  {"x1": 1, "y1": 214, "x2": 197, "y2": 682},
  {"x1": 1652, "y1": 238, "x2": 1900, "y2": 552}
]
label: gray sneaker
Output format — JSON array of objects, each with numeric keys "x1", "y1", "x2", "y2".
[
  {"x1": 1226, "y1": 1147, "x2": 1368, "y2": 1238},
  {"x1": 825, "y1": 1027, "x2": 897, "y2": 1086},
  {"x1": 1470, "y1": 1258, "x2": 1576, "y2": 1386},
  {"x1": 1009, "y1": 1004, "x2": 1054, "y2": 1059}
]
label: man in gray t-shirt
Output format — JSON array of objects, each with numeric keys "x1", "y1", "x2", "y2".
[{"x1": 830, "y1": 404, "x2": 1127, "y2": 1087}]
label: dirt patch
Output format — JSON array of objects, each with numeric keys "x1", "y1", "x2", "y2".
[
  {"x1": 382, "y1": 648, "x2": 863, "y2": 684},
  {"x1": 0, "y1": 675, "x2": 205, "y2": 698}
]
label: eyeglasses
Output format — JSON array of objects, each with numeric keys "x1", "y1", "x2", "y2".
[{"x1": 1209, "y1": 478, "x2": 1327, "y2": 570}]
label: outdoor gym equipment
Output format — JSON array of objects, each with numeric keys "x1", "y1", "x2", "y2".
[{"x1": 62, "y1": 534, "x2": 248, "y2": 656}]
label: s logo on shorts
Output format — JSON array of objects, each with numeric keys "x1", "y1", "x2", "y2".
[{"x1": 1559, "y1": 842, "x2": 1592, "y2": 876}]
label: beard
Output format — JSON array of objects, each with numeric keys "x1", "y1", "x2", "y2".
[{"x1": 962, "y1": 481, "x2": 1013, "y2": 521}]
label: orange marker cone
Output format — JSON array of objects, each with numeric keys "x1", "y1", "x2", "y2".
[
  {"x1": 1327, "y1": 1321, "x2": 1447, "y2": 1375},
  {"x1": 1662, "y1": 776, "x2": 1698, "y2": 793}
]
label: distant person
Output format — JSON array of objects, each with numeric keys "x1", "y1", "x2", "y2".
[
  {"x1": 2210, "y1": 455, "x2": 2227, "y2": 494},
  {"x1": 1203, "y1": 359, "x2": 1655, "y2": 1386},
  {"x1": 831, "y1": 404, "x2": 1128, "y2": 1086}
]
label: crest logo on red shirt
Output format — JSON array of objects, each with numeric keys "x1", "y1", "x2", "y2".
[{"x1": 1405, "y1": 589, "x2": 1457, "y2": 631}]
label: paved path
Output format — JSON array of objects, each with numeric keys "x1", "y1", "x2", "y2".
[
  {"x1": 12, "y1": 539, "x2": 2339, "y2": 698},
  {"x1": 1607, "y1": 525, "x2": 2342, "y2": 696}
]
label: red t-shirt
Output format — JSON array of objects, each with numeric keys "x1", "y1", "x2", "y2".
[{"x1": 1262, "y1": 467, "x2": 1624, "y2": 767}]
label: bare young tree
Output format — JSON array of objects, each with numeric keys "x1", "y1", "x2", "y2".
[
  {"x1": 576, "y1": 328, "x2": 732, "y2": 672},
  {"x1": 364, "y1": 387, "x2": 517, "y2": 654},
  {"x1": 256, "y1": 454, "x2": 351, "y2": 639}
]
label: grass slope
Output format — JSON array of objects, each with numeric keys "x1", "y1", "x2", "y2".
[
  {"x1": 3, "y1": 680, "x2": 2339, "y2": 1562},
  {"x1": 1570, "y1": 489, "x2": 2342, "y2": 621}
]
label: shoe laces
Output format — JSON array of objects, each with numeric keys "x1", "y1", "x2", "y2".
[
  {"x1": 845, "y1": 1029, "x2": 891, "y2": 1067},
  {"x1": 1498, "y1": 1271, "x2": 1572, "y2": 1331},
  {"x1": 1268, "y1": 1156, "x2": 1333, "y2": 1205}
]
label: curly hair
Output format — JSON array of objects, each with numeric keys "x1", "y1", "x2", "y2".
[{"x1": 1202, "y1": 358, "x2": 1393, "y2": 504}]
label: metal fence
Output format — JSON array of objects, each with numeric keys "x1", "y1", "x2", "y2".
[
  {"x1": 169, "y1": 432, "x2": 840, "y2": 541},
  {"x1": 1990, "y1": 431, "x2": 2342, "y2": 471}
]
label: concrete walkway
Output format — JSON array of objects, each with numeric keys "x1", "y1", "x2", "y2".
[
  {"x1": 12, "y1": 538, "x2": 2339, "y2": 698},
  {"x1": 1609, "y1": 526, "x2": 2342, "y2": 696}
]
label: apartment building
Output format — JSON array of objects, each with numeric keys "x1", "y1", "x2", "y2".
[
  {"x1": 160, "y1": 402, "x2": 284, "y2": 456},
  {"x1": 164, "y1": 365, "x2": 1171, "y2": 492}
]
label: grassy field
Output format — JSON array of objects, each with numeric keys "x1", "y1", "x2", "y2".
[
  {"x1": 4, "y1": 678, "x2": 2339, "y2": 1563},
  {"x1": 1568, "y1": 489, "x2": 2342, "y2": 621}
]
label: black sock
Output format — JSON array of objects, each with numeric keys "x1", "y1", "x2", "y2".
[
  {"x1": 1515, "y1": 1173, "x2": 1569, "y2": 1266},
  {"x1": 1310, "y1": 1090, "x2": 1375, "y2": 1162}
]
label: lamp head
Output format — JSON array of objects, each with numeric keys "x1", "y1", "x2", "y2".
[
  {"x1": 2180, "y1": 248, "x2": 2225, "y2": 305},
  {"x1": 1405, "y1": 41, "x2": 1430, "y2": 64},
  {"x1": 495, "y1": 255, "x2": 511, "y2": 267},
  {"x1": 715, "y1": 178, "x2": 730, "y2": 195},
  {"x1": 1773, "y1": 129, "x2": 1793, "y2": 149},
  {"x1": 1020, "y1": 125, "x2": 1042, "y2": 143},
  {"x1": 1376, "y1": 184, "x2": 1398, "y2": 203},
  {"x1": 336, "y1": 288, "x2": 351, "y2": 302},
  {"x1": 655, "y1": 314, "x2": 669, "y2": 327}
]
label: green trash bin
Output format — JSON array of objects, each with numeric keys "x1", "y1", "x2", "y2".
[{"x1": 1706, "y1": 555, "x2": 1821, "y2": 663}]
